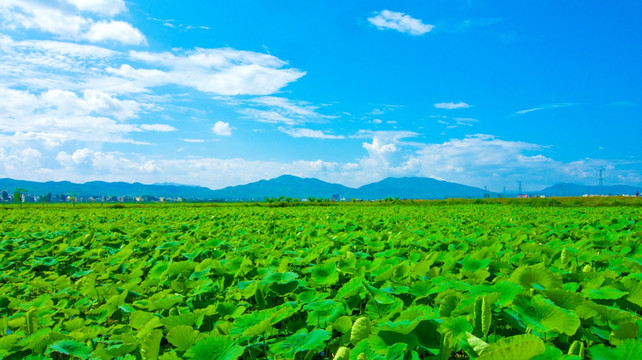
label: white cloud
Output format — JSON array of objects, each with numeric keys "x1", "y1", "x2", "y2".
[
  {"x1": 351, "y1": 130, "x2": 419, "y2": 142},
  {"x1": 3, "y1": 133, "x2": 639, "y2": 191},
  {"x1": 183, "y1": 139, "x2": 205, "y2": 143},
  {"x1": 0, "y1": 87, "x2": 141, "y2": 145},
  {"x1": 212, "y1": 121, "x2": 232, "y2": 136},
  {"x1": 368, "y1": 10, "x2": 434, "y2": 36},
  {"x1": 362, "y1": 137, "x2": 398, "y2": 166},
  {"x1": 434, "y1": 101, "x2": 470, "y2": 110},
  {"x1": 278, "y1": 127, "x2": 344, "y2": 139},
  {"x1": 84, "y1": 20, "x2": 147, "y2": 45},
  {"x1": 56, "y1": 148, "x2": 159, "y2": 174},
  {"x1": 0, "y1": 1, "x2": 144, "y2": 46},
  {"x1": 0, "y1": 1, "x2": 89, "y2": 38},
  {"x1": 64, "y1": 0, "x2": 127, "y2": 16},
  {"x1": 140, "y1": 124, "x2": 177, "y2": 132},
  {"x1": 220, "y1": 96, "x2": 334, "y2": 126},
  {"x1": 123, "y1": 49, "x2": 305, "y2": 95},
  {"x1": 514, "y1": 107, "x2": 544, "y2": 115},
  {"x1": 513, "y1": 103, "x2": 573, "y2": 116}
]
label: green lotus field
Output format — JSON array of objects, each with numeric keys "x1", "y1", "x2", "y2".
[{"x1": 1, "y1": 203, "x2": 641, "y2": 359}]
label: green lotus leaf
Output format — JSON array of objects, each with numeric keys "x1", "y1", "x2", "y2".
[
  {"x1": 156, "y1": 241, "x2": 180, "y2": 250},
  {"x1": 46, "y1": 340, "x2": 91, "y2": 359},
  {"x1": 379, "y1": 306, "x2": 433, "y2": 335},
  {"x1": 440, "y1": 316, "x2": 473, "y2": 343},
  {"x1": 465, "y1": 332, "x2": 489, "y2": 357},
  {"x1": 148, "y1": 262, "x2": 169, "y2": 280},
  {"x1": 511, "y1": 265, "x2": 562, "y2": 290},
  {"x1": 167, "y1": 325, "x2": 199, "y2": 351},
  {"x1": 184, "y1": 336, "x2": 244, "y2": 360},
  {"x1": 262, "y1": 272, "x2": 298, "y2": 285},
  {"x1": 385, "y1": 342, "x2": 407, "y2": 360},
  {"x1": 531, "y1": 345, "x2": 565, "y2": 360},
  {"x1": 470, "y1": 281, "x2": 523, "y2": 309},
  {"x1": 270, "y1": 329, "x2": 331, "y2": 359},
  {"x1": 576, "y1": 301, "x2": 635, "y2": 323},
  {"x1": 130, "y1": 311, "x2": 155, "y2": 329},
  {"x1": 230, "y1": 311, "x2": 271, "y2": 337},
  {"x1": 624, "y1": 279, "x2": 642, "y2": 307},
  {"x1": 311, "y1": 262, "x2": 339, "y2": 287},
  {"x1": 0, "y1": 334, "x2": 19, "y2": 350},
  {"x1": 140, "y1": 329, "x2": 162, "y2": 360},
  {"x1": 269, "y1": 301, "x2": 300, "y2": 325},
  {"x1": 336, "y1": 277, "x2": 363, "y2": 299},
  {"x1": 334, "y1": 346, "x2": 350, "y2": 360},
  {"x1": 473, "y1": 295, "x2": 492, "y2": 338},
  {"x1": 610, "y1": 322, "x2": 638, "y2": 345},
  {"x1": 540, "y1": 289, "x2": 585, "y2": 311},
  {"x1": 512, "y1": 295, "x2": 580, "y2": 336},
  {"x1": 350, "y1": 335, "x2": 387, "y2": 360},
  {"x1": 189, "y1": 266, "x2": 210, "y2": 281},
  {"x1": 589, "y1": 339, "x2": 642, "y2": 360},
  {"x1": 159, "y1": 351, "x2": 180, "y2": 360},
  {"x1": 478, "y1": 334, "x2": 545, "y2": 360},
  {"x1": 350, "y1": 317, "x2": 372, "y2": 346},
  {"x1": 305, "y1": 299, "x2": 346, "y2": 328},
  {"x1": 151, "y1": 294, "x2": 183, "y2": 310},
  {"x1": 462, "y1": 257, "x2": 491, "y2": 272},
  {"x1": 268, "y1": 280, "x2": 299, "y2": 295},
  {"x1": 160, "y1": 311, "x2": 204, "y2": 329},
  {"x1": 297, "y1": 290, "x2": 330, "y2": 304},
  {"x1": 366, "y1": 296, "x2": 404, "y2": 321},
  {"x1": 439, "y1": 295, "x2": 459, "y2": 317},
  {"x1": 583, "y1": 288, "x2": 628, "y2": 300},
  {"x1": 333, "y1": 316, "x2": 353, "y2": 333},
  {"x1": 32, "y1": 256, "x2": 59, "y2": 267}
]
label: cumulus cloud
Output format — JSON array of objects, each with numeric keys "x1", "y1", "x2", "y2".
[
  {"x1": 368, "y1": 10, "x2": 434, "y2": 36},
  {"x1": 362, "y1": 137, "x2": 398, "y2": 165},
  {"x1": 278, "y1": 127, "x2": 344, "y2": 139},
  {"x1": 0, "y1": 1, "x2": 143, "y2": 46},
  {"x1": 140, "y1": 124, "x2": 177, "y2": 132},
  {"x1": 0, "y1": 1, "x2": 89, "y2": 38},
  {"x1": 0, "y1": 87, "x2": 141, "y2": 145},
  {"x1": 84, "y1": 20, "x2": 147, "y2": 45},
  {"x1": 120, "y1": 49, "x2": 305, "y2": 95},
  {"x1": 434, "y1": 101, "x2": 470, "y2": 110},
  {"x1": 56, "y1": 148, "x2": 159, "y2": 174},
  {"x1": 64, "y1": 0, "x2": 127, "y2": 16},
  {"x1": 212, "y1": 121, "x2": 232, "y2": 136},
  {"x1": 3, "y1": 132, "x2": 639, "y2": 191}
]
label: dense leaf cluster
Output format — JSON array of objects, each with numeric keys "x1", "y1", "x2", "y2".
[{"x1": 0, "y1": 205, "x2": 641, "y2": 359}]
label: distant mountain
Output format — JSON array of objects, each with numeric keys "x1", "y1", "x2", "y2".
[
  {"x1": 211, "y1": 175, "x2": 492, "y2": 200},
  {"x1": 0, "y1": 178, "x2": 217, "y2": 199},
  {"x1": 354, "y1": 177, "x2": 493, "y2": 200},
  {"x1": 210, "y1": 175, "x2": 353, "y2": 200},
  {"x1": 0, "y1": 175, "x2": 495, "y2": 201},
  {"x1": 535, "y1": 183, "x2": 642, "y2": 197},
  {"x1": 8, "y1": 176, "x2": 638, "y2": 202}
]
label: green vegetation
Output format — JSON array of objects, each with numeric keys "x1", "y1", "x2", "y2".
[{"x1": 0, "y1": 203, "x2": 641, "y2": 359}]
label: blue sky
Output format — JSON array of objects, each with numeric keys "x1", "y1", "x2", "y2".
[{"x1": 0, "y1": 0, "x2": 640, "y2": 191}]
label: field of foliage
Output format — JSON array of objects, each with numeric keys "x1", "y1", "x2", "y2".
[{"x1": 1, "y1": 202, "x2": 641, "y2": 359}]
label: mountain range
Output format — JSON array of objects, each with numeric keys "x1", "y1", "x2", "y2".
[{"x1": 1, "y1": 176, "x2": 640, "y2": 201}]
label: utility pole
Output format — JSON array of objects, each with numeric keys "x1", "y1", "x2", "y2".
[
  {"x1": 598, "y1": 168, "x2": 605, "y2": 195},
  {"x1": 518, "y1": 181, "x2": 523, "y2": 196}
]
